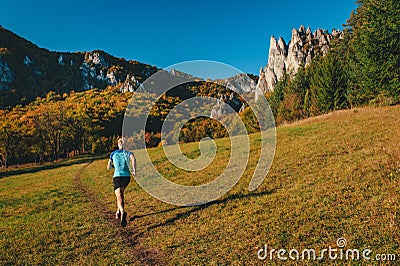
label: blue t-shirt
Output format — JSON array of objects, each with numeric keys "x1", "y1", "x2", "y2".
[{"x1": 110, "y1": 149, "x2": 133, "y2": 177}]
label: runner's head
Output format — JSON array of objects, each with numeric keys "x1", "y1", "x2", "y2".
[{"x1": 117, "y1": 137, "x2": 124, "y2": 150}]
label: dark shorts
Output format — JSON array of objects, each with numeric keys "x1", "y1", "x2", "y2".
[{"x1": 113, "y1": 176, "x2": 131, "y2": 191}]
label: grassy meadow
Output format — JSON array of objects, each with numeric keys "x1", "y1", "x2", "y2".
[{"x1": 1, "y1": 106, "x2": 400, "y2": 265}]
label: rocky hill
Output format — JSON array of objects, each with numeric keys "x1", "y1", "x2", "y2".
[
  {"x1": 256, "y1": 25, "x2": 343, "y2": 93},
  {"x1": 0, "y1": 25, "x2": 341, "y2": 108},
  {"x1": 0, "y1": 26, "x2": 158, "y2": 108}
]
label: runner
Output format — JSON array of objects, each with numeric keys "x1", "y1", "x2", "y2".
[{"x1": 107, "y1": 137, "x2": 136, "y2": 227}]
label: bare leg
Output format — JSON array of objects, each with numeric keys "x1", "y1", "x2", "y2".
[
  {"x1": 114, "y1": 187, "x2": 125, "y2": 214},
  {"x1": 116, "y1": 187, "x2": 128, "y2": 227}
]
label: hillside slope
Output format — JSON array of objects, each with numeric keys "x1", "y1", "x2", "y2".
[
  {"x1": 78, "y1": 105, "x2": 400, "y2": 264},
  {"x1": 0, "y1": 26, "x2": 158, "y2": 108},
  {"x1": 1, "y1": 106, "x2": 399, "y2": 264}
]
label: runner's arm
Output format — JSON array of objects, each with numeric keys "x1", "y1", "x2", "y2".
[
  {"x1": 130, "y1": 153, "x2": 136, "y2": 176},
  {"x1": 107, "y1": 159, "x2": 114, "y2": 170}
]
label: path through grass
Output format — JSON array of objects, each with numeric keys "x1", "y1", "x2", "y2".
[
  {"x1": 1, "y1": 106, "x2": 400, "y2": 265},
  {"x1": 0, "y1": 162, "x2": 138, "y2": 265},
  {"x1": 81, "y1": 106, "x2": 400, "y2": 264}
]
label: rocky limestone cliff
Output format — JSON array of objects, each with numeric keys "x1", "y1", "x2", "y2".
[{"x1": 257, "y1": 26, "x2": 343, "y2": 93}]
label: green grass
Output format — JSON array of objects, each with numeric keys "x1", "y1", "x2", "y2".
[
  {"x1": 1, "y1": 106, "x2": 400, "y2": 265},
  {"x1": 0, "y1": 163, "x2": 136, "y2": 265}
]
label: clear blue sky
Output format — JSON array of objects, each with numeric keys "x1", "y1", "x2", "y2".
[{"x1": 0, "y1": 0, "x2": 357, "y2": 77}]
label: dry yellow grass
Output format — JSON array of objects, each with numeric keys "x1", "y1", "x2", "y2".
[
  {"x1": 1, "y1": 105, "x2": 399, "y2": 265},
  {"x1": 81, "y1": 105, "x2": 400, "y2": 264}
]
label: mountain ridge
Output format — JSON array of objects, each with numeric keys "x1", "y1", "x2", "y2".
[
  {"x1": 0, "y1": 25, "x2": 339, "y2": 108},
  {"x1": 0, "y1": 26, "x2": 158, "y2": 108}
]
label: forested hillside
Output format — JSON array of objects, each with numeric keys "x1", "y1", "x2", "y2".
[
  {"x1": 0, "y1": 0, "x2": 398, "y2": 168},
  {"x1": 0, "y1": 26, "x2": 157, "y2": 108}
]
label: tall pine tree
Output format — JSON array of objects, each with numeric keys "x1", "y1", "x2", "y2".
[{"x1": 347, "y1": 0, "x2": 400, "y2": 102}]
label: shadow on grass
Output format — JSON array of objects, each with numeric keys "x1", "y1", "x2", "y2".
[
  {"x1": 146, "y1": 188, "x2": 276, "y2": 230},
  {"x1": 129, "y1": 207, "x2": 180, "y2": 221},
  {"x1": 0, "y1": 154, "x2": 108, "y2": 179}
]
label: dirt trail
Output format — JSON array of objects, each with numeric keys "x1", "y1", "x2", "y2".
[{"x1": 73, "y1": 162, "x2": 166, "y2": 266}]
